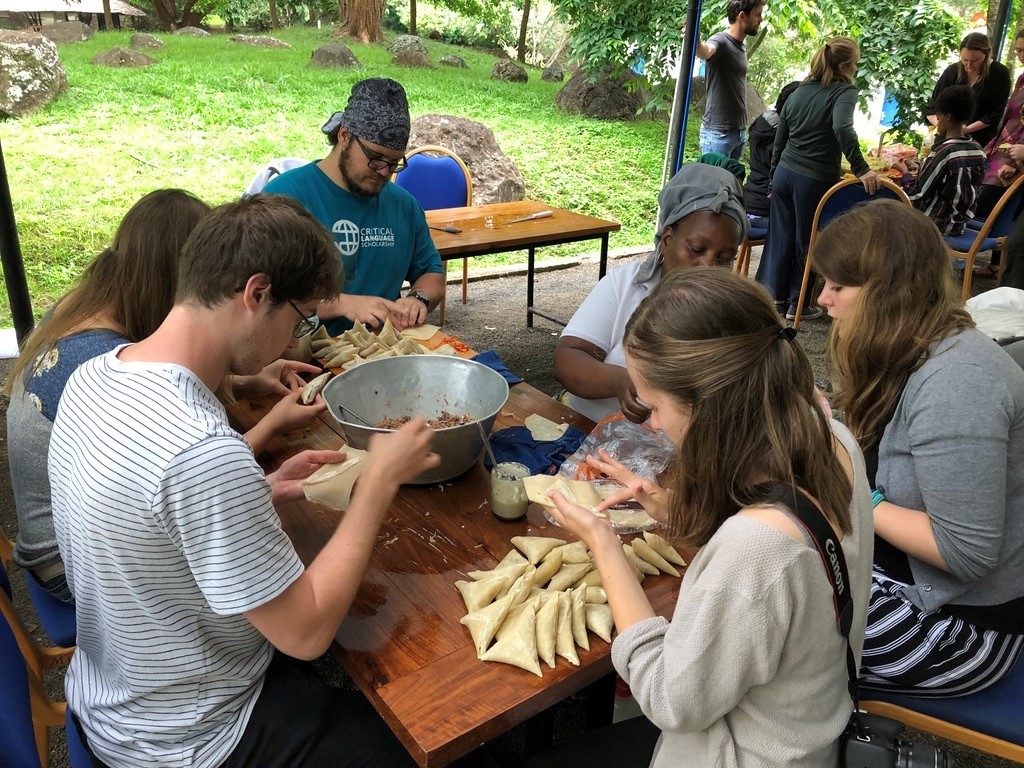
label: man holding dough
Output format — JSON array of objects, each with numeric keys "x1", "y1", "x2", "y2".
[
  {"x1": 49, "y1": 194, "x2": 439, "y2": 768},
  {"x1": 265, "y1": 77, "x2": 445, "y2": 334}
]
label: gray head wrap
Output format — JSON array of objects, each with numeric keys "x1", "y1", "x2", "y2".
[
  {"x1": 634, "y1": 163, "x2": 750, "y2": 284},
  {"x1": 321, "y1": 78, "x2": 411, "y2": 151}
]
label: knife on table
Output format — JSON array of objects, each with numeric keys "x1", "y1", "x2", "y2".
[
  {"x1": 429, "y1": 225, "x2": 462, "y2": 234},
  {"x1": 506, "y1": 210, "x2": 554, "y2": 225}
]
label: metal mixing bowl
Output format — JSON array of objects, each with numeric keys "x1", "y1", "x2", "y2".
[{"x1": 321, "y1": 355, "x2": 510, "y2": 484}]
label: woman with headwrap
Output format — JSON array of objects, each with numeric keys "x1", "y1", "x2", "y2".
[{"x1": 554, "y1": 163, "x2": 749, "y2": 423}]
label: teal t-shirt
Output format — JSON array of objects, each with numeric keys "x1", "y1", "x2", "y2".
[{"x1": 264, "y1": 161, "x2": 444, "y2": 334}]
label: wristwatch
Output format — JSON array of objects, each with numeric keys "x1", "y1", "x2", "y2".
[{"x1": 407, "y1": 289, "x2": 431, "y2": 307}]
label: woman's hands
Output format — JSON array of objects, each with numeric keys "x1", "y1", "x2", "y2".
[
  {"x1": 859, "y1": 170, "x2": 880, "y2": 194},
  {"x1": 586, "y1": 449, "x2": 670, "y2": 523}
]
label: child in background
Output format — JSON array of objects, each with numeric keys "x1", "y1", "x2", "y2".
[{"x1": 896, "y1": 85, "x2": 987, "y2": 236}]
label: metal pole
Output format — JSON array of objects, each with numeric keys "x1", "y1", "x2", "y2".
[
  {"x1": 0, "y1": 135, "x2": 34, "y2": 345},
  {"x1": 992, "y1": 0, "x2": 1014, "y2": 63},
  {"x1": 662, "y1": 0, "x2": 704, "y2": 185}
]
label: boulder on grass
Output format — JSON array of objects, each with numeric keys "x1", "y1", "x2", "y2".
[
  {"x1": 174, "y1": 26, "x2": 209, "y2": 36},
  {"x1": 130, "y1": 33, "x2": 164, "y2": 49},
  {"x1": 0, "y1": 31, "x2": 67, "y2": 117},
  {"x1": 541, "y1": 66, "x2": 564, "y2": 82},
  {"x1": 38, "y1": 21, "x2": 92, "y2": 43},
  {"x1": 439, "y1": 55, "x2": 467, "y2": 68},
  {"x1": 310, "y1": 43, "x2": 359, "y2": 68},
  {"x1": 490, "y1": 59, "x2": 527, "y2": 83},
  {"x1": 387, "y1": 34, "x2": 427, "y2": 57},
  {"x1": 91, "y1": 46, "x2": 155, "y2": 68},
  {"x1": 408, "y1": 114, "x2": 525, "y2": 205},
  {"x1": 230, "y1": 34, "x2": 291, "y2": 49},
  {"x1": 555, "y1": 67, "x2": 646, "y2": 121},
  {"x1": 392, "y1": 48, "x2": 432, "y2": 67}
]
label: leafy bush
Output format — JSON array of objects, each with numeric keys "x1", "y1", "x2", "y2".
[{"x1": 387, "y1": 0, "x2": 514, "y2": 48}]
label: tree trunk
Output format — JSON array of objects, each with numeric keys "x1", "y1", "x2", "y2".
[
  {"x1": 517, "y1": 0, "x2": 531, "y2": 63},
  {"x1": 409, "y1": 0, "x2": 416, "y2": 36},
  {"x1": 152, "y1": 0, "x2": 177, "y2": 30},
  {"x1": 269, "y1": 0, "x2": 280, "y2": 28},
  {"x1": 988, "y1": 0, "x2": 1000, "y2": 42},
  {"x1": 102, "y1": 0, "x2": 114, "y2": 33},
  {"x1": 342, "y1": 0, "x2": 383, "y2": 42}
]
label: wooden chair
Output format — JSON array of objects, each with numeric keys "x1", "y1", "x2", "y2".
[
  {"x1": 393, "y1": 145, "x2": 474, "y2": 326},
  {"x1": 860, "y1": 652, "x2": 1024, "y2": 763},
  {"x1": 1, "y1": 555, "x2": 74, "y2": 768},
  {"x1": 945, "y1": 175, "x2": 1024, "y2": 302},
  {"x1": 792, "y1": 177, "x2": 911, "y2": 330}
]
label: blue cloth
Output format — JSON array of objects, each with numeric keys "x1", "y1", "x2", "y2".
[
  {"x1": 472, "y1": 350, "x2": 523, "y2": 386},
  {"x1": 264, "y1": 162, "x2": 444, "y2": 335},
  {"x1": 485, "y1": 426, "x2": 588, "y2": 475}
]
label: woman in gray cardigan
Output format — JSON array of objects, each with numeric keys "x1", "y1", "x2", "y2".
[
  {"x1": 815, "y1": 200, "x2": 1024, "y2": 695},
  {"x1": 533, "y1": 268, "x2": 874, "y2": 768}
]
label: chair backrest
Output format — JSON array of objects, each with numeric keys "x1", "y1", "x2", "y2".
[
  {"x1": 977, "y1": 175, "x2": 1024, "y2": 241},
  {"x1": 23, "y1": 570, "x2": 76, "y2": 648},
  {"x1": 812, "y1": 176, "x2": 911, "y2": 243},
  {"x1": 393, "y1": 145, "x2": 473, "y2": 211},
  {"x1": 0, "y1": 591, "x2": 42, "y2": 768}
]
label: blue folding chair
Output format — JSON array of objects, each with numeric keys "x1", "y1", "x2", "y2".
[
  {"x1": 792, "y1": 177, "x2": 911, "y2": 329},
  {"x1": 1, "y1": 562, "x2": 80, "y2": 767},
  {"x1": 861, "y1": 653, "x2": 1024, "y2": 763},
  {"x1": 0, "y1": 529, "x2": 75, "y2": 647},
  {"x1": 736, "y1": 217, "x2": 768, "y2": 277},
  {"x1": 945, "y1": 175, "x2": 1024, "y2": 301},
  {"x1": 393, "y1": 145, "x2": 474, "y2": 325}
]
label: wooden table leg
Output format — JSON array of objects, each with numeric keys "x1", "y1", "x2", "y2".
[{"x1": 599, "y1": 234, "x2": 609, "y2": 279}]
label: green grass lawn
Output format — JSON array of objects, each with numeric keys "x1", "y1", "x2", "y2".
[{"x1": 0, "y1": 26, "x2": 682, "y2": 325}]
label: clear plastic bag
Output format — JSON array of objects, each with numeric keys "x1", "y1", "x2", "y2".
[{"x1": 559, "y1": 414, "x2": 675, "y2": 483}]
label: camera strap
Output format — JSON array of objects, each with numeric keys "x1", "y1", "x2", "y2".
[{"x1": 762, "y1": 484, "x2": 867, "y2": 736}]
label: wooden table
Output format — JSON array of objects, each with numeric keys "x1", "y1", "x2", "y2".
[
  {"x1": 229, "y1": 377, "x2": 682, "y2": 768},
  {"x1": 426, "y1": 200, "x2": 621, "y2": 328}
]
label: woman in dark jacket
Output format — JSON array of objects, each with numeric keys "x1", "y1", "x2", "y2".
[{"x1": 926, "y1": 32, "x2": 1011, "y2": 150}]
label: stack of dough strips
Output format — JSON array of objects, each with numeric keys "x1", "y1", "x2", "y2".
[{"x1": 457, "y1": 533, "x2": 686, "y2": 676}]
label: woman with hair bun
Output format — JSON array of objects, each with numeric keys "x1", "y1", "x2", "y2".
[{"x1": 756, "y1": 36, "x2": 878, "y2": 322}]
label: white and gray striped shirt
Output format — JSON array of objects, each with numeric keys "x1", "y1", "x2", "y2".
[{"x1": 49, "y1": 348, "x2": 304, "y2": 767}]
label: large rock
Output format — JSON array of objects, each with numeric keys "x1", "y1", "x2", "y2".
[
  {"x1": 490, "y1": 59, "x2": 527, "y2": 83},
  {"x1": 392, "y1": 48, "x2": 432, "y2": 68},
  {"x1": 388, "y1": 34, "x2": 427, "y2": 57},
  {"x1": 439, "y1": 55, "x2": 467, "y2": 68},
  {"x1": 230, "y1": 34, "x2": 291, "y2": 49},
  {"x1": 0, "y1": 31, "x2": 67, "y2": 117},
  {"x1": 555, "y1": 67, "x2": 646, "y2": 121},
  {"x1": 91, "y1": 46, "x2": 155, "y2": 68},
  {"x1": 310, "y1": 43, "x2": 359, "y2": 68},
  {"x1": 174, "y1": 26, "x2": 210, "y2": 36},
  {"x1": 38, "y1": 21, "x2": 92, "y2": 43},
  {"x1": 541, "y1": 66, "x2": 564, "y2": 82},
  {"x1": 130, "y1": 33, "x2": 164, "y2": 49},
  {"x1": 408, "y1": 114, "x2": 525, "y2": 205}
]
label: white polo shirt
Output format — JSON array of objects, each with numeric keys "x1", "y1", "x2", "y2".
[
  {"x1": 561, "y1": 254, "x2": 661, "y2": 422},
  {"x1": 49, "y1": 348, "x2": 304, "y2": 768}
]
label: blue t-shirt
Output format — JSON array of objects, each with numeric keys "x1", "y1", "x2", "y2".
[{"x1": 264, "y1": 161, "x2": 444, "y2": 334}]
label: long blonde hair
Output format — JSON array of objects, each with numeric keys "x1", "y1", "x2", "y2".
[
  {"x1": 807, "y1": 36, "x2": 860, "y2": 86},
  {"x1": 813, "y1": 200, "x2": 973, "y2": 449},
  {"x1": 624, "y1": 268, "x2": 852, "y2": 547},
  {"x1": 5, "y1": 189, "x2": 210, "y2": 397}
]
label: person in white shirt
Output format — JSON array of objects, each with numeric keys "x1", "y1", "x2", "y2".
[
  {"x1": 50, "y1": 194, "x2": 438, "y2": 768},
  {"x1": 554, "y1": 163, "x2": 748, "y2": 423}
]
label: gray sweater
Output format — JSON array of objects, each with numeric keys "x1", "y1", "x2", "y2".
[
  {"x1": 877, "y1": 327, "x2": 1024, "y2": 612},
  {"x1": 612, "y1": 421, "x2": 874, "y2": 768}
]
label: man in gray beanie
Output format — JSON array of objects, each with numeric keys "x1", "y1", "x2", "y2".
[{"x1": 266, "y1": 78, "x2": 444, "y2": 334}]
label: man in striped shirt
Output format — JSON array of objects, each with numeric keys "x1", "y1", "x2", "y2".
[
  {"x1": 49, "y1": 195, "x2": 438, "y2": 768},
  {"x1": 898, "y1": 85, "x2": 987, "y2": 236}
]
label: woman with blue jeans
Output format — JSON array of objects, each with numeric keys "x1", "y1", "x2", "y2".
[{"x1": 756, "y1": 37, "x2": 879, "y2": 321}]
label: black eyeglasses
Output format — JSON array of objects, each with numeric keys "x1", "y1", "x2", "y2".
[
  {"x1": 353, "y1": 135, "x2": 407, "y2": 173},
  {"x1": 287, "y1": 299, "x2": 319, "y2": 339}
]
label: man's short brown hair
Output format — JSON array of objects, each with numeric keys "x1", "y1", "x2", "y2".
[{"x1": 175, "y1": 194, "x2": 342, "y2": 307}]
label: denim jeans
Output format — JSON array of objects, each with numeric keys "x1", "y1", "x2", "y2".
[{"x1": 699, "y1": 126, "x2": 746, "y2": 160}]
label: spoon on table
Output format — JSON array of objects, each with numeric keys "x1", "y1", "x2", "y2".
[{"x1": 477, "y1": 422, "x2": 498, "y2": 467}]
